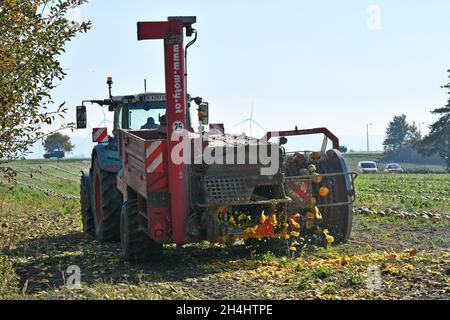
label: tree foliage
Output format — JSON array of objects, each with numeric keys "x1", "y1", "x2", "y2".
[
  {"x1": 43, "y1": 132, "x2": 73, "y2": 153},
  {"x1": 416, "y1": 70, "x2": 450, "y2": 170},
  {"x1": 0, "y1": 0, "x2": 91, "y2": 161},
  {"x1": 383, "y1": 114, "x2": 420, "y2": 152}
]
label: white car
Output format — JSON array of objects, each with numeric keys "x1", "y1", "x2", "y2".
[
  {"x1": 358, "y1": 161, "x2": 378, "y2": 173},
  {"x1": 384, "y1": 163, "x2": 404, "y2": 173}
]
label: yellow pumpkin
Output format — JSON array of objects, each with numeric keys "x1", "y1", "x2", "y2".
[
  {"x1": 326, "y1": 235, "x2": 335, "y2": 245},
  {"x1": 290, "y1": 231, "x2": 300, "y2": 237},
  {"x1": 260, "y1": 211, "x2": 268, "y2": 224},
  {"x1": 315, "y1": 209, "x2": 323, "y2": 220},
  {"x1": 289, "y1": 218, "x2": 301, "y2": 229}
]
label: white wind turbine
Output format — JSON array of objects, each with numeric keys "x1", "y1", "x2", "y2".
[
  {"x1": 235, "y1": 101, "x2": 265, "y2": 137},
  {"x1": 83, "y1": 105, "x2": 112, "y2": 144}
]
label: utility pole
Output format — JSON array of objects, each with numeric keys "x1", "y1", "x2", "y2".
[
  {"x1": 366, "y1": 123, "x2": 373, "y2": 152},
  {"x1": 419, "y1": 121, "x2": 425, "y2": 136}
]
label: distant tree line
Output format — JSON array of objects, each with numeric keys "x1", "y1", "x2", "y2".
[{"x1": 382, "y1": 69, "x2": 450, "y2": 171}]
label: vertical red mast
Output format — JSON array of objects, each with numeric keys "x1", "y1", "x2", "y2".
[{"x1": 137, "y1": 17, "x2": 195, "y2": 244}]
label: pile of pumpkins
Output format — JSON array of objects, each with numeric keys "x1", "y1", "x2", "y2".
[{"x1": 222, "y1": 151, "x2": 335, "y2": 252}]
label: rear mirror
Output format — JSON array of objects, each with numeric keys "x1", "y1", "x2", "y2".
[
  {"x1": 198, "y1": 102, "x2": 209, "y2": 125},
  {"x1": 76, "y1": 105, "x2": 87, "y2": 129},
  {"x1": 279, "y1": 137, "x2": 288, "y2": 145}
]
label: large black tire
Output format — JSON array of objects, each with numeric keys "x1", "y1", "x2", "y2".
[
  {"x1": 91, "y1": 156, "x2": 123, "y2": 242},
  {"x1": 120, "y1": 200, "x2": 163, "y2": 262},
  {"x1": 80, "y1": 172, "x2": 95, "y2": 236},
  {"x1": 316, "y1": 150, "x2": 353, "y2": 243}
]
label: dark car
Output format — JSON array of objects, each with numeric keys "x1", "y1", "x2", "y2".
[
  {"x1": 44, "y1": 151, "x2": 65, "y2": 159},
  {"x1": 384, "y1": 163, "x2": 404, "y2": 173},
  {"x1": 339, "y1": 145, "x2": 348, "y2": 153}
]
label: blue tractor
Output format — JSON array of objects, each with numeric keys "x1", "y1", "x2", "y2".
[
  {"x1": 75, "y1": 78, "x2": 203, "y2": 242},
  {"x1": 76, "y1": 94, "x2": 122, "y2": 240}
]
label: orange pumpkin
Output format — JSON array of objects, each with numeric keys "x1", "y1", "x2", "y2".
[
  {"x1": 305, "y1": 211, "x2": 315, "y2": 220},
  {"x1": 319, "y1": 187, "x2": 329, "y2": 197}
]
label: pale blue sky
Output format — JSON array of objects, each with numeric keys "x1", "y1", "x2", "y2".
[{"x1": 32, "y1": 0, "x2": 450, "y2": 157}]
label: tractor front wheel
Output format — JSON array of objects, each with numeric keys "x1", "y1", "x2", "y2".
[
  {"x1": 120, "y1": 200, "x2": 163, "y2": 262},
  {"x1": 80, "y1": 172, "x2": 95, "y2": 236},
  {"x1": 91, "y1": 156, "x2": 123, "y2": 242}
]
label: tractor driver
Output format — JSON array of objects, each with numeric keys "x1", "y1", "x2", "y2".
[
  {"x1": 141, "y1": 117, "x2": 159, "y2": 129},
  {"x1": 157, "y1": 114, "x2": 167, "y2": 138}
]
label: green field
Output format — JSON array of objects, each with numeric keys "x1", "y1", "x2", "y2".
[
  {"x1": 355, "y1": 173, "x2": 450, "y2": 213},
  {"x1": 0, "y1": 159, "x2": 449, "y2": 300}
]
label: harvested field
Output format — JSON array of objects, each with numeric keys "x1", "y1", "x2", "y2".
[{"x1": 0, "y1": 159, "x2": 448, "y2": 300}]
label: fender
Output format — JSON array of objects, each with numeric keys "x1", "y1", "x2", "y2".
[
  {"x1": 332, "y1": 149, "x2": 353, "y2": 199},
  {"x1": 92, "y1": 139, "x2": 122, "y2": 173},
  {"x1": 81, "y1": 169, "x2": 92, "y2": 207}
]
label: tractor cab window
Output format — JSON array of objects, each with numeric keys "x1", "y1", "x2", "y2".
[
  {"x1": 116, "y1": 101, "x2": 166, "y2": 130},
  {"x1": 114, "y1": 98, "x2": 198, "y2": 132},
  {"x1": 129, "y1": 108, "x2": 162, "y2": 129}
]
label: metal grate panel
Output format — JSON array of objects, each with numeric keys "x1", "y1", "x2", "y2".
[{"x1": 203, "y1": 177, "x2": 255, "y2": 204}]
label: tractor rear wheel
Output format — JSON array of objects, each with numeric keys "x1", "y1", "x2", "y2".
[
  {"x1": 80, "y1": 173, "x2": 95, "y2": 236},
  {"x1": 120, "y1": 200, "x2": 163, "y2": 262},
  {"x1": 91, "y1": 156, "x2": 123, "y2": 242},
  {"x1": 317, "y1": 149, "x2": 353, "y2": 243}
]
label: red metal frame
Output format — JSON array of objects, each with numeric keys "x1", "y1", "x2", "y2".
[
  {"x1": 264, "y1": 127, "x2": 340, "y2": 150},
  {"x1": 137, "y1": 19, "x2": 190, "y2": 244}
]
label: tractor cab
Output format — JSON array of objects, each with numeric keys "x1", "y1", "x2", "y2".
[
  {"x1": 113, "y1": 93, "x2": 206, "y2": 134},
  {"x1": 112, "y1": 93, "x2": 167, "y2": 132},
  {"x1": 76, "y1": 91, "x2": 207, "y2": 138},
  {"x1": 75, "y1": 76, "x2": 209, "y2": 176}
]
